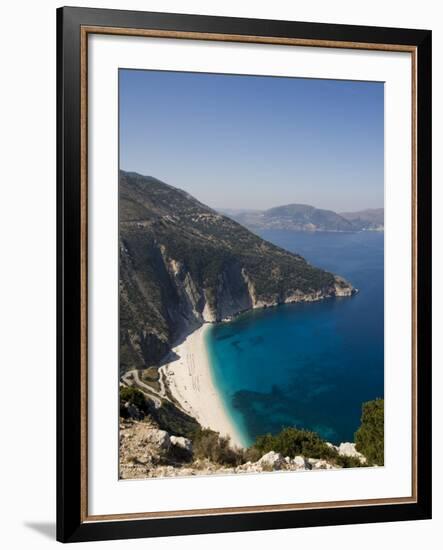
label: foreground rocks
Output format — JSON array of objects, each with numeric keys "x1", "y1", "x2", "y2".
[
  {"x1": 337, "y1": 442, "x2": 367, "y2": 463},
  {"x1": 257, "y1": 451, "x2": 286, "y2": 470},
  {"x1": 170, "y1": 435, "x2": 193, "y2": 454},
  {"x1": 119, "y1": 419, "x2": 368, "y2": 479}
]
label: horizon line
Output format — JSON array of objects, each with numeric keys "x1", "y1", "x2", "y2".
[{"x1": 119, "y1": 169, "x2": 384, "y2": 215}]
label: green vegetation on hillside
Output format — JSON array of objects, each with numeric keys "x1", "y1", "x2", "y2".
[
  {"x1": 153, "y1": 401, "x2": 200, "y2": 439},
  {"x1": 119, "y1": 386, "x2": 150, "y2": 417},
  {"x1": 252, "y1": 427, "x2": 336, "y2": 459},
  {"x1": 119, "y1": 386, "x2": 200, "y2": 438},
  {"x1": 192, "y1": 428, "x2": 245, "y2": 466},
  {"x1": 120, "y1": 387, "x2": 382, "y2": 469},
  {"x1": 355, "y1": 398, "x2": 384, "y2": 465},
  {"x1": 119, "y1": 171, "x2": 350, "y2": 371},
  {"x1": 249, "y1": 427, "x2": 362, "y2": 468}
]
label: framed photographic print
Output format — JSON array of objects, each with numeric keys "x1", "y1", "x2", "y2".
[{"x1": 57, "y1": 6, "x2": 432, "y2": 543}]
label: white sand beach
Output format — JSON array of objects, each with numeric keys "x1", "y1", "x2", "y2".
[{"x1": 160, "y1": 324, "x2": 245, "y2": 448}]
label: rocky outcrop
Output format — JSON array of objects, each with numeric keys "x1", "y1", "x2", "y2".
[
  {"x1": 119, "y1": 419, "x2": 362, "y2": 480},
  {"x1": 288, "y1": 456, "x2": 310, "y2": 469},
  {"x1": 325, "y1": 441, "x2": 367, "y2": 464},
  {"x1": 170, "y1": 436, "x2": 193, "y2": 454},
  {"x1": 337, "y1": 442, "x2": 367, "y2": 464},
  {"x1": 333, "y1": 276, "x2": 356, "y2": 297},
  {"x1": 307, "y1": 458, "x2": 335, "y2": 470},
  {"x1": 144, "y1": 428, "x2": 171, "y2": 451},
  {"x1": 257, "y1": 451, "x2": 286, "y2": 470}
]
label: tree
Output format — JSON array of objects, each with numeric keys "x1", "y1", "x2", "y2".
[
  {"x1": 252, "y1": 427, "x2": 336, "y2": 459},
  {"x1": 355, "y1": 398, "x2": 384, "y2": 465},
  {"x1": 119, "y1": 386, "x2": 149, "y2": 417}
]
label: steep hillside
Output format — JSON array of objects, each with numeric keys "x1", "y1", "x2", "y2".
[{"x1": 119, "y1": 171, "x2": 354, "y2": 372}]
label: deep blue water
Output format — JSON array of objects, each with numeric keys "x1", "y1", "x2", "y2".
[{"x1": 206, "y1": 230, "x2": 384, "y2": 447}]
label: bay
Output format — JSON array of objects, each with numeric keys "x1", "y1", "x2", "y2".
[{"x1": 206, "y1": 230, "x2": 384, "y2": 447}]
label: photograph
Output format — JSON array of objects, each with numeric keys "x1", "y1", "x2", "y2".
[
  {"x1": 53, "y1": 6, "x2": 431, "y2": 542},
  {"x1": 118, "y1": 69, "x2": 385, "y2": 480},
  {"x1": 0, "y1": 0, "x2": 435, "y2": 544}
]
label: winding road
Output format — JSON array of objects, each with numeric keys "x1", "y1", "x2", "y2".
[{"x1": 121, "y1": 369, "x2": 163, "y2": 409}]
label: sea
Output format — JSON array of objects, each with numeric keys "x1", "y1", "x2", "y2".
[{"x1": 205, "y1": 230, "x2": 384, "y2": 448}]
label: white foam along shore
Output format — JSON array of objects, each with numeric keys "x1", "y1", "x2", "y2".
[{"x1": 160, "y1": 324, "x2": 245, "y2": 449}]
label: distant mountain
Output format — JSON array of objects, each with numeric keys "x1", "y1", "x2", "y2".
[
  {"x1": 119, "y1": 172, "x2": 354, "y2": 371},
  {"x1": 340, "y1": 208, "x2": 384, "y2": 231},
  {"x1": 221, "y1": 204, "x2": 384, "y2": 232}
]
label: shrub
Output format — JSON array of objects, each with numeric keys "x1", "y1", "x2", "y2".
[
  {"x1": 151, "y1": 400, "x2": 200, "y2": 439},
  {"x1": 192, "y1": 428, "x2": 244, "y2": 466},
  {"x1": 243, "y1": 446, "x2": 262, "y2": 463},
  {"x1": 252, "y1": 427, "x2": 336, "y2": 460},
  {"x1": 119, "y1": 386, "x2": 150, "y2": 417},
  {"x1": 355, "y1": 398, "x2": 384, "y2": 465},
  {"x1": 142, "y1": 367, "x2": 160, "y2": 381},
  {"x1": 140, "y1": 367, "x2": 161, "y2": 392},
  {"x1": 334, "y1": 454, "x2": 364, "y2": 468}
]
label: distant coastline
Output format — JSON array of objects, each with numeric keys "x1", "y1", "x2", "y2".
[{"x1": 220, "y1": 205, "x2": 384, "y2": 233}]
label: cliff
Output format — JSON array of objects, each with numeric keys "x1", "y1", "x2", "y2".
[{"x1": 119, "y1": 171, "x2": 355, "y2": 372}]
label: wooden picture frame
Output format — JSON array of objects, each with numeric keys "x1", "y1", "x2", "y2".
[{"x1": 57, "y1": 6, "x2": 432, "y2": 543}]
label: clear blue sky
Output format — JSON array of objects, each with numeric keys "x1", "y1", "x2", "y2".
[{"x1": 119, "y1": 69, "x2": 384, "y2": 212}]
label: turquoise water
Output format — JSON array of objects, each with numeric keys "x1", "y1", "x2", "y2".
[{"x1": 206, "y1": 230, "x2": 384, "y2": 447}]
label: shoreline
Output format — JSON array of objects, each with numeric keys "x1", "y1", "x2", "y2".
[{"x1": 160, "y1": 324, "x2": 245, "y2": 449}]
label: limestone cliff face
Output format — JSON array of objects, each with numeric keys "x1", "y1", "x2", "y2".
[
  {"x1": 119, "y1": 171, "x2": 355, "y2": 371},
  {"x1": 333, "y1": 275, "x2": 356, "y2": 297}
]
